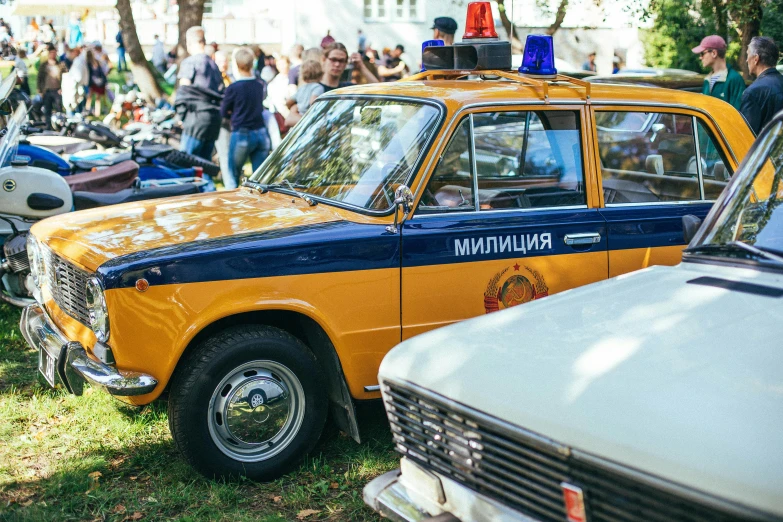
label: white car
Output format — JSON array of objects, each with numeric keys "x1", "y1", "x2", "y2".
[{"x1": 364, "y1": 114, "x2": 783, "y2": 521}]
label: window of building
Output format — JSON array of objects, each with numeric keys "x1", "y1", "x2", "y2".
[{"x1": 364, "y1": 0, "x2": 422, "y2": 22}]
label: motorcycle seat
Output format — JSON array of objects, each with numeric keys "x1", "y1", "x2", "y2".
[
  {"x1": 135, "y1": 143, "x2": 173, "y2": 160},
  {"x1": 72, "y1": 183, "x2": 201, "y2": 211},
  {"x1": 71, "y1": 151, "x2": 132, "y2": 170},
  {"x1": 45, "y1": 141, "x2": 98, "y2": 156},
  {"x1": 66, "y1": 160, "x2": 140, "y2": 194}
]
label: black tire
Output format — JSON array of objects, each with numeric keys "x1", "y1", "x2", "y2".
[
  {"x1": 163, "y1": 149, "x2": 221, "y2": 177},
  {"x1": 168, "y1": 325, "x2": 328, "y2": 481}
]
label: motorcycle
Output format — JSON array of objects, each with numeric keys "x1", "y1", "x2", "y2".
[{"x1": 0, "y1": 102, "x2": 204, "y2": 306}]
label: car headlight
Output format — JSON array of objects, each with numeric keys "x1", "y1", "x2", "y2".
[
  {"x1": 26, "y1": 235, "x2": 45, "y2": 287},
  {"x1": 85, "y1": 277, "x2": 110, "y2": 342}
]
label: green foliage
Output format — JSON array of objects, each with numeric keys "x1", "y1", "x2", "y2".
[
  {"x1": 761, "y1": 0, "x2": 783, "y2": 52},
  {"x1": 643, "y1": 0, "x2": 734, "y2": 71}
]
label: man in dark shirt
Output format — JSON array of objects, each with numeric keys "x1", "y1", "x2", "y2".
[
  {"x1": 741, "y1": 36, "x2": 783, "y2": 134},
  {"x1": 177, "y1": 26, "x2": 224, "y2": 159},
  {"x1": 221, "y1": 47, "x2": 269, "y2": 188}
]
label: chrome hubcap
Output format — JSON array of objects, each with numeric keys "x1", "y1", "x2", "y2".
[{"x1": 208, "y1": 361, "x2": 305, "y2": 462}]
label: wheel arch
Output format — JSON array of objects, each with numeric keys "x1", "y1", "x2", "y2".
[{"x1": 173, "y1": 309, "x2": 361, "y2": 443}]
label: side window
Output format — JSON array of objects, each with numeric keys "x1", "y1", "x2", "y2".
[
  {"x1": 418, "y1": 118, "x2": 475, "y2": 212},
  {"x1": 596, "y1": 111, "x2": 700, "y2": 204},
  {"x1": 697, "y1": 121, "x2": 733, "y2": 200},
  {"x1": 418, "y1": 110, "x2": 586, "y2": 213},
  {"x1": 474, "y1": 111, "x2": 585, "y2": 210}
]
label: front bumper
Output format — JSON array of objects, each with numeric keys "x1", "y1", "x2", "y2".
[
  {"x1": 364, "y1": 458, "x2": 534, "y2": 522},
  {"x1": 20, "y1": 304, "x2": 158, "y2": 396}
]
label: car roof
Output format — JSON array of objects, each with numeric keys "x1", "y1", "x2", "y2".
[{"x1": 329, "y1": 75, "x2": 735, "y2": 115}]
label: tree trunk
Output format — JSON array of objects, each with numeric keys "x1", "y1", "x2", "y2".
[
  {"x1": 710, "y1": 0, "x2": 728, "y2": 38},
  {"x1": 546, "y1": 0, "x2": 570, "y2": 36},
  {"x1": 495, "y1": 0, "x2": 523, "y2": 53},
  {"x1": 730, "y1": 0, "x2": 764, "y2": 79},
  {"x1": 177, "y1": 0, "x2": 206, "y2": 59},
  {"x1": 116, "y1": 0, "x2": 162, "y2": 99}
]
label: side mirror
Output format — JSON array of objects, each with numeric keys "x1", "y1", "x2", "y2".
[
  {"x1": 386, "y1": 185, "x2": 414, "y2": 234},
  {"x1": 682, "y1": 214, "x2": 703, "y2": 244}
]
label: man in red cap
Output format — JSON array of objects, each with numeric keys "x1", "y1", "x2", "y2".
[{"x1": 693, "y1": 35, "x2": 745, "y2": 110}]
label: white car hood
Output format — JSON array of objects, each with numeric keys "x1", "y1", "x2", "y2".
[{"x1": 381, "y1": 262, "x2": 783, "y2": 517}]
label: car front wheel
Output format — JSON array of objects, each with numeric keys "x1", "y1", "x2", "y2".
[{"x1": 168, "y1": 325, "x2": 328, "y2": 481}]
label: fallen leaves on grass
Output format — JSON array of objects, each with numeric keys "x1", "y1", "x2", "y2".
[
  {"x1": 329, "y1": 482, "x2": 339, "y2": 489},
  {"x1": 297, "y1": 509, "x2": 322, "y2": 519},
  {"x1": 121, "y1": 512, "x2": 143, "y2": 521},
  {"x1": 112, "y1": 503, "x2": 127, "y2": 514},
  {"x1": 273, "y1": 496, "x2": 282, "y2": 503}
]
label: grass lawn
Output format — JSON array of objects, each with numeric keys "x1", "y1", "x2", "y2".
[{"x1": 0, "y1": 303, "x2": 397, "y2": 521}]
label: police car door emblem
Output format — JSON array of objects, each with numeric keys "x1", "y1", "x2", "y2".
[
  {"x1": 561, "y1": 482, "x2": 588, "y2": 522},
  {"x1": 2, "y1": 179, "x2": 15, "y2": 192},
  {"x1": 484, "y1": 263, "x2": 548, "y2": 313}
]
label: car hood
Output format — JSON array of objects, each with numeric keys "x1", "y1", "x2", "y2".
[
  {"x1": 381, "y1": 262, "x2": 783, "y2": 516},
  {"x1": 31, "y1": 188, "x2": 346, "y2": 271}
]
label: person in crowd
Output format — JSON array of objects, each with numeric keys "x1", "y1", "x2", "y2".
[
  {"x1": 285, "y1": 42, "x2": 377, "y2": 126},
  {"x1": 152, "y1": 34, "x2": 166, "y2": 74},
  {"x1": 86, "y1": 48, "x2": 108, "y2": 116},
  {"x1": 205, "y1": 43, "x2": 217, "y2": 60},
  {"x1": 582, "y1": 51, "x2": 597, "y2": 72},
  {"x1": 63, "y1": 44, "x2": 89, "y2": 115},
  {"x1": 213, "y1": 50, "x2": 233, "y2": 187},
  {"x1": 221, "y1": 47, "x2": 270, "y2": 189},
  {"x1": 261, "y1": 54, "x2": 278, "y2": 83},
  {"x1": 92, "y1": 41, "x2": 111, "y2": 75},
  {"x1": 431, "y1": 16, "x2": 457, "y2": 46},
  {"x1": 692, "y1": 35, "x2": 745, "y2": 110},
  {"x1": 288, "y1": 60, "x2": 324, "y2": 115},
  {"x1": 352, "y1": 54, "x2": 379, "y2": 85},
  {"x1": 176, "y1": 25, "x2": 224, "y2": 160},
  {"x1": 740, "y1": 36, "x2": 783, "y2": 134},
  {"x1": 266, "y1": 55, "x2": 292, "y2": 117},
  {"x1": 37, "y1": 44, "x2": 66, "y2": 129},
  {"x1": 14, "y1": 48, "x2": 30, "y2": 96},
  {"x1": 358, "y1": 29, "x2": 367, "y2": 53},
  {"x1": 0, "y1": 18, "x2": 13, "y2": 38},
  {"x1": 612, "y1": 55, "x2": 622, "y2": 74},
  {"x1": 288, "y1": 43, "x2": 304, "y2": 85},
  {"x1": 378, "y1": 44, "x2": 409, "y2": 81},
  {"x1": 67, "y1": 14, "x2": 83, "y2": 49},
  {"x1": 321, "y1": 30, "x2": 335, "y2": 49},
  {"x1": 116, "y1": 30, "x2": 126, "y2": 72},
  {"x1": 60, "y1": 44, "x2": 76, "y2": 69}
]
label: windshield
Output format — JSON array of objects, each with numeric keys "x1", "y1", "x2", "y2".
[
  {"x1": 250, "y1": 97, "x2": 440, "y2": 212},
  {"x1": 694, "y1": 120, "x2": 783, "y2": 261},
  {"x1": 0, "y1": 102, "x2": 26, "y2": 167}
]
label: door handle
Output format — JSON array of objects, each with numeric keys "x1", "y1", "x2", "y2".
[{"x1": 564, "y1": 233, "x2": 601, "y2": 246}]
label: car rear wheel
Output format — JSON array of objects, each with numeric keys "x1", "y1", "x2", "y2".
[{"x1": 168, "y1": 325, "x2": 327, "y2": 481}]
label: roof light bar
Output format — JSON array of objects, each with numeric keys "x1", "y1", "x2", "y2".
[
  {"x1": 518, "y1": 34, "x2": 557, "y2": 77},
  {"x1": 463, "y1": 2, "x2": 497, "y2": 39},
  {"x1": 421, "y1": 39, "x2": 444, "y2": 72}
]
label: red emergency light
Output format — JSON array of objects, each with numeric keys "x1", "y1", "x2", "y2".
[{"x1": 463, "y1": 1, "x2": 497, "y2": 39}]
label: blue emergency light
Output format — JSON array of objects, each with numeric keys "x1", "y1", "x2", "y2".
[
  {"x1": 421, "y1": 39, "x2": 444, "y2": 72},
  {"x1": 518, "y1": 34, "x2": 557, "y2": 77}
]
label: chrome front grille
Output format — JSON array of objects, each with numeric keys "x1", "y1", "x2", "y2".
[
  {"x1": 43, "y1": 249, "x2": 91, "y2": 327},
  {"x1": 383, "y1": 380, "x2": 765, "y2": 522}
]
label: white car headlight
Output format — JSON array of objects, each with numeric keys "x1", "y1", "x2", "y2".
[
  {"x1": 26, "y1": 235, "x2": 45, "y2": 287},
  {"x1": 85, "y1": 277, "x2": 110, "y2": 342}
]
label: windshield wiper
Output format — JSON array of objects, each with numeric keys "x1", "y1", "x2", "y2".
[
  {"x1": 685, "y1": 241, "x2": 783, "y2": 264},
  {"x1": 242, "y1": 180, "x2": 268, "y2": 193},
  {"x1": 267, "y1": 180, "x2": 317, "y2": 206}
]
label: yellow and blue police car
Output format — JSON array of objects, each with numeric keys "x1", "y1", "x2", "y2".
[{"x1": 21, "y1": 5, "x2": 755, "y2": 481}]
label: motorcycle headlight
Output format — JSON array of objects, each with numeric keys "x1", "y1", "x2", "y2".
[
  {"x1": 26, "y1": 235, "x2": 45, "y2": 287},
  {"x1": 85, "y1": 277, "x2": 110, "y2": 342}
]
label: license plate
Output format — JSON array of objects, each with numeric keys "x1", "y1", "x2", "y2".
[{"x1": 38, "y1": 347, "x2": 56, "y2": 388}]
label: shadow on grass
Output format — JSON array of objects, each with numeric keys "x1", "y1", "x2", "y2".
[{"x1": 1, "y1": 398, "x2": 395, "y2": 522}]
